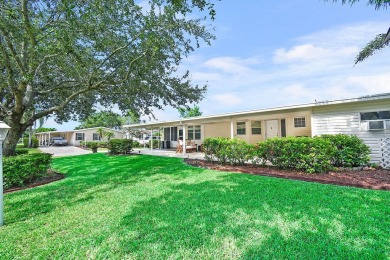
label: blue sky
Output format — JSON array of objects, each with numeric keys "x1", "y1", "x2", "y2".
[{"x1": 48, "y1": 1, "x2": 390, "y2": 130}]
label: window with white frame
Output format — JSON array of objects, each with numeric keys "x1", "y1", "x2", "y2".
[
  {"x1": 251, "y1": 121, "x2": 261, "y2": 135},
  {"x1": 237, "y1": 122, "x2": 246, "y2": 135},
  {"x1": 187, "y1": 125, "x2": 201, "y2": 140},
  {"x1": 294, "y1": 117, "x2": 306, "y2": 128},
  {"x1": 75, "y1": 133, "x2": 85, "y2": 141},
  {"x1": 194, "y1": 125, "x2": 201, "y2": 139},
  {"x1": 93, "y1": 133, "x2": 101, "y2": 141}
]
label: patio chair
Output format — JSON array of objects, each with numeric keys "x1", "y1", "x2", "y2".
[
  {"x1": 186, "y1": 140, "x2": 197, "y2": 153},
  {"x1": 176, "y1": 140, "x2": 183, "y2": 153}
]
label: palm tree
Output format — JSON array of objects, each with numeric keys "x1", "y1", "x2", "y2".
[
  {"x1": 105, "y1": 131, "x2": 115, "y2": 141},
  {"x1": 97, "y1": 128, "x2": 106, "y2": 141}
]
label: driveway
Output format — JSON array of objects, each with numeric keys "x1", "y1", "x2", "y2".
[{"x1": 38, "y1": 146, "x2": 92, "y2": 157}]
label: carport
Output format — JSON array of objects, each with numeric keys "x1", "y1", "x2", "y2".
[{"x1": 35, "y1": 131, "x2": 73, "y2": 146}]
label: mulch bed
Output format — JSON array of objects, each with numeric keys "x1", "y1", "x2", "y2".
[
  {"x1": 185, "y1": 159, "x2": 390, "y2": 191},
  {"x1": 4, "y1": 169, "x2": 65, "y2": 194}
]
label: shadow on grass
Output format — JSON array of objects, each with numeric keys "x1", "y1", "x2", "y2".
[
  {"x1": 4, "y1": 154, "x2": 389, "y2": 258},
  {"x1": 116, "y1": 173, "x2": 389, "y2": 259},
  {"x1": 5, "y1": 154, "x2": 199, "y2": 224}
]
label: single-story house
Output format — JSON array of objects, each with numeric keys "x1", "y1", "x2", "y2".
[
  {"x1": 35, "y1": 127, "x2": 124, "y2": 146},
  {"x1": 124, "y1": 93, "x2": 390, "y2": 166}
]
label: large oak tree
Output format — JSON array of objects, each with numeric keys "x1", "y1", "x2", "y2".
[{"x1": 0, "y1": 0, "x2": 216, "y2": 155}]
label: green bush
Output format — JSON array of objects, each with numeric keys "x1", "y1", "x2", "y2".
[
  {"x1": 108, "y1": 139, "x2": 133, "y2": 155},
  {"x1": 203, "y1": 137, "x2": 254, "y2": 165},
  {"x1": 146, "y1": 139, "x2": 159, "y2": 149},
  {"x1": 319, "y1": 134, "x2": 370, "y2": 167},
  {"x1": 15, "y1": 148, "x2": 30, "y2": 155},
  {"x1": 3, "y1": 153, "x2": 52, "y2": 189},
  {"x1": 132, "y1": 141, "x2": 141, "y2": 148},
  {"x1": 98, "y1": 141, "x2": 108, "y2": 148},
  {"x1": 204, "y1": 134, "x2": 371, "y2": 173},
  {"x1": 257, "y1": 137, "x2": 334, "y2": 173},
  {"x1": 23, "y1": 136, "x2": 39, "y2": 148},
  {"x1": 86, "y1": 141, "x2": 99, "y2": 149}
]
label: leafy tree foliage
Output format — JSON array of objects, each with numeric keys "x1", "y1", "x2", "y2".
[
  {"x1": 34, "y1": 127, "x2": 57, "y2": 133},
  {"x1": 75, "y1": 111, "x2": 123, "y2": 130},
  {"x1": 327, "y1": 0, "x2": 390, "y2": 64},
  {"x1": 178, "y1": 105, "x2": 203, "y2": 118},
  {"x1": 0, "y1": 0, "x2": 216, "y2": 155}
]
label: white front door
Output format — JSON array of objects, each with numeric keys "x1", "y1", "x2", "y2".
[{"x1": 266, "y1": 120, "x2": 279, "y2": 139}]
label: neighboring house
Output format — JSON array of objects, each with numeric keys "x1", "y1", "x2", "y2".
[
  {"x1": 35, "y1": 127, "x2": 124, "y2": 146},
  {"x1": 124, "y1": 93, "x2": 390, "y2": 165}
]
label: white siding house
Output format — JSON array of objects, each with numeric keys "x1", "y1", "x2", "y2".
[
  {"x1": 312, "y1": 97, "x2": 390, "y2": 163},
  {"x1": 125, "y1": 93, "x2": 390, "y2": 166}
]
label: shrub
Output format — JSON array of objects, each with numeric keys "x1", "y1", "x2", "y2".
[
  {"x1": 257, "y1": 137, "x2": 334, "y2": 173},
  {"x1": 23, "y1": 136, "x2": 39, "y2": 148},
  {"x1": 319, "y1": 134, "x2": 370, "y2": 167},
  {"x1": 146, "y1": 139, "x2": 159, "y2": 149},
  {"x1": 203, "y1": 137, "x2": 254, "y2": 165},
  {"x1": 204, "y1": 134, "x2": 371, "y2": 173},
  {"x1": 108, "y1": 139, "x2": 133, "y2": 155},
  {"x1": 15, "y1": 148, "x2": 30, "y2": 155},
  {"x1": 86, "y1": 141, "x2": 99, "y2": 149},
  {"x1": 132, "y1": 141, "x2": 141, "y2": 148},
  {"x1": 3, "y1": 153, "x2": 52, "y2": 189},
  {"x1": 98, "y1": 141, "x2": 108, "y2": 148},
  {"x1": 203, "y1": 137, "x2": 220, "y2": 162}
]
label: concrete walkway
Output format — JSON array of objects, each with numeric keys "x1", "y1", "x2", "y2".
[
  {"x1": 134, "y1": 148, "x2": 205, "y2": 159},
  {"x1": 38, "y1": 146, "x2": 204, "y2": 159},
  {"x1": 38, "y1": 146, "x2": 92, "y2": 157}
]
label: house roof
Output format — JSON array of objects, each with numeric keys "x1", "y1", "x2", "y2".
[
  {"x1": 35, "y1": 127, "x2": 123, "y2": 135},
  {"x1": 124, "y1": 92, "x2": 390, "y2": 128}
]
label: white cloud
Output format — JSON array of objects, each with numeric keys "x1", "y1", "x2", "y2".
[
  {"x1": 203, "y1": 56, "x2": 260, "y2": 75},
  {"x1": 346, "y1": 74, "x2": 390, "y2": 94},
  {"x1": 211, "y1": 93, "x2": 243, "y2": 106},
  {"x1": 273, "y1": 44, "x2": 358, "y2": 63}
]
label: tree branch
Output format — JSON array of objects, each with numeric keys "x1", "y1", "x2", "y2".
[
  {"x1": 0, "y1": 24, "x2": 27, "y2": 74},
  {"x1": 0, "y1": 37, "x2": 17, "y2": 88},
  {"x1": 37, "y1": 81, "x2": 81, "y2": 94},
  {"x1": 28, "y1": 81, "x2": 107, "y2": 126},
  {"x1": 33, "y1": 53, "x2": 60, "y2": 79}
]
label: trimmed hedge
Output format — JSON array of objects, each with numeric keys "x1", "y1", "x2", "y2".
[
  {"x1": 203, "y1": 137, "x2": 254, "y2": 165},
  {"x1": 23, "y1": 136, "x2": 39, "y2": 148},
  {"x1": 85, "y1": 141, "x2": 99, "y2": 149},
  {"x1": 15, "y1": 148, "x2": 30, "y2": 155},
  {"x1": 108, "y1": 139, "x2": 133, "y2": 155},
  {"x1": 203, "y1": 134, "x2": 371, "y2": 173},
  {"x1": 3, "y1": 153, "x2": 52, "y2": 189},
  {"x1": 320, "y1": 134, "x2": 370, "y2": 167},
  {"x1": 257, "y1": 137, "x2": 334, "y2": 173}
]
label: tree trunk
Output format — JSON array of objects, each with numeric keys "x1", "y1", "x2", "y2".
[{"x1": 3, "y1": 125, "x2": 26, "y2": 157}]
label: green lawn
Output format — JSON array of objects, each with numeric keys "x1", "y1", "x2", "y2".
[{"x1": 1, "y1": 154, "x2": 389, "y2": 259}]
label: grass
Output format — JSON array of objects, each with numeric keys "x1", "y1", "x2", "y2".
[{"x1": 1, "y1": 153, "x2": 389, "y2": 259}]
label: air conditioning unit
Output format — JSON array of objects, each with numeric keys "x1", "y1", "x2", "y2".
[{"x1": 368, "y1": 120, "x2": 385, "y2": 130}]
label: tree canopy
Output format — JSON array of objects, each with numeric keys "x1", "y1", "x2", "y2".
[
  {"x1": 327, "y1": 0, "x2": 390, "y2": 63},
  {"x1": 75, "y1": 111, "x2": 123, "y2": 130},
  {"x1": 178, "y1": 105, "x2": 203, "y2": 118},
  {"x1": 0, "y1": 0, "x2": 216, "y2": 155}
]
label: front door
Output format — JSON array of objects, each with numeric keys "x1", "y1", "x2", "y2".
[{"x1": 266, "y1": 120, "x2": 279, "y2": 139}]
